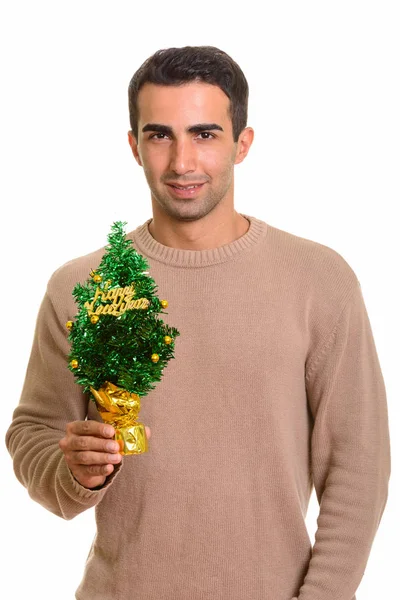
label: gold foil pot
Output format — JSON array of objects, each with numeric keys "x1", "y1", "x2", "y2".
[{"x1": 90, "y1": 381, "x2": 148, "y2": 455}]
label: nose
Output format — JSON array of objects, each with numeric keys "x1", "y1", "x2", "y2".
[{"x1": 169, "y1": 137, "x2": 196, "y2": 175}]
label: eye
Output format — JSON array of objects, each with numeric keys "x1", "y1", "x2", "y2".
[
  {"x1": 149, "y1": 133, "x2": 169, "y2": 140},
  {"x1": 197, "y1": 132, "x2": 215, "y2": 139}
]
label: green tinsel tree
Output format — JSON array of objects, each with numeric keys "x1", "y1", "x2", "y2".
[{"x1": 67, "y1": 221, "x2": 180, "y2": 399}]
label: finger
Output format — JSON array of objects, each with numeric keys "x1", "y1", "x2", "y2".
[
  {"x1": 68, "y1": 435, "x2": 121, "y2": 454},
  {"x1": 67, "y1": 420, "x2": 115, "y2": 438},
  {"x1": 70, "y1": 450, "x2": 122, "y2": 467},
  {"x1": 145, "y1": 426, "x2": 151, "y2": 439},
  {"x1": 84, "y1": 464, "x2": 115, "y2": 477},
  {"x1": 72, "y1": 464, "x2": 114, "y2": 488},
  {"x1": 78, "y1": 475, "x2": 108, "y2": 489}
]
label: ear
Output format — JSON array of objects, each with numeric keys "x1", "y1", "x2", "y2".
[
  {"x1": 127, "y1": 130, "x2": 143, "y2": 167},
  {"x1": 234, "y1": 127, "x2": 254, "y2": 165}
]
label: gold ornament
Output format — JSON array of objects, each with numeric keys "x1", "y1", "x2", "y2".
[
  {"x1": 90, "y1": 315, "x2": 100, "y2": 324},
  {"x1": 164, "y1": 335, "x2": 172, "y2": 344},
  {"x1": 161, "y1": 300, "x2": 168, "y2": 309},
  {"x1": 70, "y1": 359, "x2": 79, "y2": 369},
  {"x1": 151, "y1": 353, "x2": 160, "y2": 363},
  {"x1": 93, "y1": 274, "x2": 102, "y2": 283},
  {"x1": 66, "y1": 321, "x2": 73, "y2": 330}
]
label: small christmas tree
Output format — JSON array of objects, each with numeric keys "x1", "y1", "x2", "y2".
[{"x1": 66, "y1": 221, "x2": 180, "y2": 454}]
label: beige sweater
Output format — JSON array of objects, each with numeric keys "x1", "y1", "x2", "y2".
[{"x1": 6, "y1": 214, "x2": 390, "y2": 600}]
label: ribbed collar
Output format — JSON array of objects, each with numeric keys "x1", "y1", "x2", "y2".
[{"x1": 129, "y1": 213, "x2": 268, "y2": 268}]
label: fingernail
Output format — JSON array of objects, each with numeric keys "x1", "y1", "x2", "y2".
[
  {"x1": 106, "y1": 441, "x2": 119, "y2": 452},
  {"x1": 108, "y1": 453, "x2": 121, "y2": 463},
  {"x1": 104, "y1": 426, "x2": 115, "y2": 437}
]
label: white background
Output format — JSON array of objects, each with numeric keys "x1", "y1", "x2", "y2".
[{"x1": 1, "y1": 1, "x2": 399, "y2": 599}]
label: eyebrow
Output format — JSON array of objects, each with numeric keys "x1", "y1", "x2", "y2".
[{"x1": 141, "y1": 123, "x2": 224, "y2": 135}]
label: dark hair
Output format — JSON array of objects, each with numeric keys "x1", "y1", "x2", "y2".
[{"x1": 128, "y1": 46, "x2": 249, "y2": 143}]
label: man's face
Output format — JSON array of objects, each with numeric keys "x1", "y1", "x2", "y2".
[{"x1": 128, "y1": 82, "x2": 252, "y2": 222}]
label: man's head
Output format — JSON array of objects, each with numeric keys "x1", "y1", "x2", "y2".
[{"x1": 127, "y1": 46, "x2": 254, "y2": 223}]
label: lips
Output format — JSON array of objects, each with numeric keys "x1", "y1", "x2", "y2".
[
  {"x1": 167, "y1": 183, "x2": 204, "y2": 189},
  {"x1": 166, "y1": 182, "x2": 206, "y2": 198}
]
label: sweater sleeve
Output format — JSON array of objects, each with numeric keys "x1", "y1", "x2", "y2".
[
  {"x1": 295, "y1": 280, "x2": 391, "y2": 600},
  {"x1": 5, "y1": 290, "x2": 123, "y2": 520}
]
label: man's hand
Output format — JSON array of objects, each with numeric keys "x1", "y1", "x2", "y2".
[{"x1": 59, "y1": 421, "x2": 151, "y2": 489}]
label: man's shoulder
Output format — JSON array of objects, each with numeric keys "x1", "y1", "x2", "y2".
[
  {"x1": 265, "y1": 222, "x2": 358, "y2": 289},
  {"x1": 47, "y1": 242, "x2": 108, "y2": 298},
  {"x1": 261, "y1": 221, "x2": 361, "y2": 341}
]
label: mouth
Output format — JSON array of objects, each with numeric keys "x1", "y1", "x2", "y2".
[{"x1": 166, "y1": 183, "x2": 206, "y2": 198}]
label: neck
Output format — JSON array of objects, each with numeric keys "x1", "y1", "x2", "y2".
[{"x1": 148, "y1": 206, "x2": 250, "y2": 251}]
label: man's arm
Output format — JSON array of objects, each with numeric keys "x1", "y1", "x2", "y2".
[
  {"x1": 5, "y1": 290, "x2": 123, "y2": 520},
  {"x1": 293, "y1": 280, "x2": 391, "y2": 600}
]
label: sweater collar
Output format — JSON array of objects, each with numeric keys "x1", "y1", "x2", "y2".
[{"x1": 130, "y1": 213, "x2": 268, "y2": 268}]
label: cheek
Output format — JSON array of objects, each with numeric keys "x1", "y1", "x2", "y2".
[
  {"x1": 198, "y1": 147, "x2": 229, "y2": 172},
  {"x1": 141, "y1": 147, "x2": 169, "y2": 173}
]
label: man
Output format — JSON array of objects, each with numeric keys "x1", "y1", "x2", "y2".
[{"x1": 6, "y1": 46, "x2": 390, "y2": 600}]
